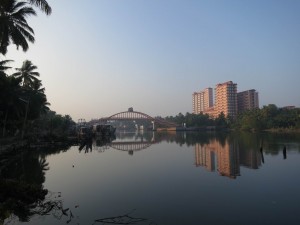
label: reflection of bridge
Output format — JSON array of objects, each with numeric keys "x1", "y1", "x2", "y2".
[
  {"x1": 96, "y1": 108, "x2": 178, "y2": 129},
  {"x1": 109, "y1": 141, "x2": 154, "y2": 152},
  {"x1": 109, "y1": 129, "x2": 157, "y2": 153}
]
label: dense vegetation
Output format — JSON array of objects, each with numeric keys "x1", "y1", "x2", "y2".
[
  {"x1": 165, "y1": 112, "x2": 229, "y2": 129},
  {"x1": 234, "y1": 104, "x2": 300, "y2": 131},
  {"x1": 165, "y1": 104, "x2": 300, "y2": 131},
  {"x1": 0, "y1": 58, "x2": 75, "y2": 139},
  {"x1": 0, "y1": 0, "x2": 75, "y2": 140},
  {"x1": 0, "y1": 1, "x2": 74, "y2": 222}
]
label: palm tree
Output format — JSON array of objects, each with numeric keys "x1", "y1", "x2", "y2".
[
  {"x1": 13, "y1": 60, "x2": 40, "y2": 87},
  {"x1": 0, "y1": 75, "x2": 23, "y2": 137},
  {"x1": 30, "y1": 79, "x2": 50, "y2": 115},
  {"x1": 27, "y1": 0, "x2": 51, "y2": 15},
  {"x1": 36, "y1": 91, "x2": 50, "y2": 115},
  {"x1": 0, "y1": 59, "x2": 12, "y2": 78},
  {"x1": 0, "y1": 0, "x2": 36, "y2": 55},
  {"x1": 0, "y1": 59, "x2": 13, "y2": 136},
  {"x1": 31, "y1": 79, "x2": 45, "y2": 93}
]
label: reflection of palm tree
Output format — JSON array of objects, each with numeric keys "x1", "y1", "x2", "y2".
[
  {"x1": 13, "y1": 60, "x2": 40, "y2": 87},
  {"x1": 39, "y1": 157, "x2": 49, "y2": 172},
  {"x1": 36, "y1": 157, "x2": 49, "y2": 183},
  {"x1": 0, "y1": 0, "x2": 36, "y2": 55}
]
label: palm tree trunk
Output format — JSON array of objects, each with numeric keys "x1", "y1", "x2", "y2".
[
  {"x1": 2, "y1": 108, "x2": 9, "y2": 137},
  {"x1": 21, "y1": 100, "x2": 30, "y2": 139}
]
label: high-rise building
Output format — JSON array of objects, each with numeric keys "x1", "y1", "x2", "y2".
[
  {"x1": 215, "y1": 81, "x2": 237, "y2": 118},
  {"x1": 237, "y1": 89, "x2": 259, "y2": 113},
  {"x1": 192, "y1": 92, "x2": 202, "y2": 114},
  {"x1": 193, "y1": 81, "x2": 259, "y2": 118},
  {"x1": 192, "y1": 88, "x2": 213, "y2": 114}
]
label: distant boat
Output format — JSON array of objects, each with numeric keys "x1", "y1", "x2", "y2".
[{"x1": 92, "y1": 124, "x2": 116, "y2": 137}]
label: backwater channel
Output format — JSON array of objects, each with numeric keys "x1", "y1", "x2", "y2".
[{"x1": 1, "y1": 131, "x2": 300, "y2": 225}]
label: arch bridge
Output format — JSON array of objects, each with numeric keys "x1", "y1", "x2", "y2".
[{"x1": 97, "y1": 108, "x2": 178, "y2": 128}]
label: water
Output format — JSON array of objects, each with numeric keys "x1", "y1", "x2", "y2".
[{"x1": 2, "y1": 131, "x2": 300, "y2": 225}]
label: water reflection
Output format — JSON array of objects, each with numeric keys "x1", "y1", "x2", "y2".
[
  {"x1": 194, "y1": 138, "x2": 241, "y2": 178},
  {"x1": 76, "y1": 131, "x2": 299, "y2": 179},
  {"x1": 0, "y1": 144, "x2": 73, "y2": 224},
  {"x1": 260, "y1": 147, "x2": 265, "y2": 164},
  {"x1": 283, "y1": 145, "x2": 287, "y2": 159},
  {"x1": 78, "y1": 135, "x2": 116, "y2": 153},
  {"x1": 192, "y1": 132, "x2": 298, "y2": 179},
  {"x1": 78, "y1": 131, "x2": 157, "y2": 155},
  {"x1": 2, "y1": 131, "x2": 300, "y2": 225},
  {"x1": 110, "y1": 131, "x2": 156, "y2": 155},
  {"x1": 194, "y1": 137, "x2": 269, "y2": 178},
  {"x1": 107, "y1": 131, "x2": 297, "y2": 179}
]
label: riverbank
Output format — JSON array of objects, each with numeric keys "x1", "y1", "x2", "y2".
[
  {"x1": 0, "y1": 135, "x2": 78, "y2": 154},
  {"x1": 156, "y1": 125, "x2": 229, "y2": 132},
  {"x1": 0, "y1": 138, "x2": 27, "y2": 153},
  {"x1": 264, "y1": 128, "x2": 300, "y2": 133}
]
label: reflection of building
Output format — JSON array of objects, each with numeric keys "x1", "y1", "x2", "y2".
[
  {"x1": 195, "y1": 144, "x2": 215, "y2": 171},
  {"x1": 194, "y1": 138, "x2": 264, "y2": 178},
  {"x1": 216, "y1": 139, "x2": 240, "y2": 178},
  {"x1": 194, "y1": 138, "x2": 240, "y2": 179},
  {"x1": 192, "y1": 88, "x2": 214, "y2": 114},
  {"x1": 239, "y1": 148, "x2": 261, "y2": 169}
]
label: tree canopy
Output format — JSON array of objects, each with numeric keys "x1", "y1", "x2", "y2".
[
  {"x1": 165, "y1": 105, "x2": 300, "y2": 131},
  {"x1": 0, "y1": 0, "x2": 36, "y2": 55}
]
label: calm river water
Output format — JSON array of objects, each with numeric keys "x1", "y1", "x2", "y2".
[{"x1": 2, "y1": 131, "x2": 300, "y2": 225}]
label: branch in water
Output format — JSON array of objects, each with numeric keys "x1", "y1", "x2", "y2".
[{"x1": 93, "y1": 210, "x2": 151, "y2": 224}]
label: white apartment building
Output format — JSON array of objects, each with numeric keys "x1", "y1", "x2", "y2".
[{"x1": 192, "y1": 88, "x2": 213, "y2": 114}]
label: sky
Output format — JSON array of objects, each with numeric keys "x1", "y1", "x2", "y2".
[{"x1": 4, "y1": 0, "x2": 300, "y2": 121}]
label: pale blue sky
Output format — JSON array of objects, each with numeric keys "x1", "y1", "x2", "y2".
[{"x1": 5, "y1": 0, "x2": 300, "y2": 121}]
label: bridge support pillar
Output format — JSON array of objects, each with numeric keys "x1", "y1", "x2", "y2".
[{"x1": 152, "y1": 121, "x2": 155, "y2": 131}]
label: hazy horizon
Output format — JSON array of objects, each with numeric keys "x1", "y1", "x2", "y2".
[{"x1": 4, "y1": 0, "x2": 300, "y2": 121}]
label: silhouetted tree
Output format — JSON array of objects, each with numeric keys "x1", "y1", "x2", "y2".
[
  {"x1": 0, "y1": 0, "x2": 36, "y2": 55},
  {"x1": 13, "y1": 60, "x2": 40, "y2": 87},
  {"x1": 27, "y1": 0, "x2": 51, "y2": 15}
]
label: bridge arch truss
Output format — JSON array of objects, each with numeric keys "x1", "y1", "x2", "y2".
[
  {"x1": 99, "y1": 110, "x2": 178, "y2": 127},
  {"x1": 107, "y1": 111, "x2": 155, "y2": 121}
]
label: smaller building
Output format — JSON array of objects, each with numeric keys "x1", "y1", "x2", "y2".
[
  {"x1": 237, "y1": 89, "x2": 259, "y2": 113},
  {"x1": 281, "y1": 106, "x2": 296, "y2": 110},
  {"x1": 203, "y1": 106, "x2": 217, "y2": 118},
  {"x1": 192, "y1": 88, "x2": 213, "y2": 114}
]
